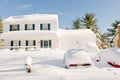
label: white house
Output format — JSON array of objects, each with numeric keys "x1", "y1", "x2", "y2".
[{"x1": 0, "y1": 14, "x2": 96, "y2": 51}]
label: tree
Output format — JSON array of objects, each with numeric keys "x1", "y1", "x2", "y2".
[
  {"x1": 80, "y1": 13, "x2": 108, "y2": 48},
  {"x1": 72, "y1": 18, "x2": 82, "y2": 29},
  {"x1": 107, "y1": 20, "x2": 120, "y2": 36},
  {"x1": 80, "y1": 13, "x2": 98, "y2": 33}
]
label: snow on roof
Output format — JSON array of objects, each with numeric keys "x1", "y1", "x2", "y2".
[
  {"x1": 0, "y1": 31, "x2": 57, "y2": 40},
  {"x1": 3, "y1": 14, "x2": 58, "y2": 23},
  {"x1": 57, "y1": 29, "x2": 96, "y2": 38}
]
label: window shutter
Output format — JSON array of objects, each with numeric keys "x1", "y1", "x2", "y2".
[
  {"x1": 10, "y1": 25, "x2": 12, "y2": 31},
  {"x1": 33, "y1": 24, "x2": 35, "y2": 30},
  {"x1": 26, "y1": 40, "x2": 28, "y2": 46},
  {"x1": 49, "y1": 40, "x2": 51, "y2": 48},
  {"x1": 19, "y1": 41, "x2": 21, "y2": 46},
  {"x1": 33, "y1": 40, "x2": 36, "y2": 46},
  {"x1": 40, "y1": 24, "x2": 43, "y2": 30},
  {"x1": 48, "y1": 24, "x2": 50, "y2": 30},
  {"x1": 40, "y1": 40, "x2": 43, "y2": 48},
  {"x1": 25, "y1": 24, "x2": 27, "y2": 30},
  {"x1": 18, "y1": 24, "x2": 20, "y2": 31},
  {"x1": 11, "y1": 41, "x2": 13, "y2": 46}
]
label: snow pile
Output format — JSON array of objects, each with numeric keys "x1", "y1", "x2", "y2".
[
  {"x1": 0, "y1": 48, "x2": 120, "y2": 80},
  {"x1": 25, "y1": 56, "x2": 32, "y2": 65},
  {"x1": 95, "y1": 48, "x2": 120, "y2": 68},
  {"x1": 64, "y1": 49, "x2": 94, "y2": 68},
  {"x1": 82, "y1": 42, "x2": 100, "y2": 53},
  {"x1": 81, "y1": 42, "x2": 100, "y2": 58}
]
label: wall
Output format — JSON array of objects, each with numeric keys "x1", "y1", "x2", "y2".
[
  {"x1": 3, "y1": 20, "x2": 58, "y2": 32},
  {"x1": 57, "y1": 31, "x2": 96, "y2": 51}
]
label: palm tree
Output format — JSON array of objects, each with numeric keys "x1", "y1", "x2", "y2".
[
  {"x1": 80, "y1": 13, "x2": 108, "y2": 49},
  {"x1": 72, "y1": 18, "x2": 82, "y2": 29},
  {"x1": 107, "y1": 20, "x2": 120, "y2": 36},
  {"x1": 80, "y1": 13, "x2": 98, "y2": 33}
]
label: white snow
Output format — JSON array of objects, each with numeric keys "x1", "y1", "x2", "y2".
[
  {"x1": 3, "y1": 14, "x2": 58, "y2": 23},
  {"x1": 25, "y1": 56, "x2": 32, "y2": 65},
  {"x1": 81, "y1": 42, "x2": 100, "y2": 58},
  {"x1": 0, "y1": 29, "x2": 95, "y2": 40},
  {"x1": 95, "y1": 48, "x2": 120, "y2": 68},
  {"x1": 57, "y1": 29, "x2": 96, "y2": 39},
  {"x1": 64, "y1": 49, "x2": 94, "y2": 68},
  {"x1": 82, "y1": 42, "x2": 100, "y2": 53},
  {"x1": 0, "y1": 48, "x2": 120, "y2": 80},
  {"x1": 0, "y1": 31, "x2": 57, "y2": 39}
]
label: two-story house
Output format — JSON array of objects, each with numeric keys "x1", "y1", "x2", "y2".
[{"x1": 0, "y1": 14, "x2": 96, "y2": 51}]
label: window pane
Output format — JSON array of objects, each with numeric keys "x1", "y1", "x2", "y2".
[
  {"x1": 27, "y1": 24, "x2": 33, "y2": 30},
  {"x1": 43, "y1": 24, "x2": 48, "y2": 30},
  {"x1": 44, "y1": 40, "x2": 48, "y2": 48}
]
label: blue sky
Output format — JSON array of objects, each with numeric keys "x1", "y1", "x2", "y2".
[{"x1": 0, "y1": 0, "x2": 120, "y2": 33}]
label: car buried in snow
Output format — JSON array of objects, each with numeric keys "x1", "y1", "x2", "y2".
[
  {"x1": 95, "y1": 48, "x2": 120, "y2": 68},
  {"x1": 64, "y1": 49, "x2": 94, "y2": 69}
]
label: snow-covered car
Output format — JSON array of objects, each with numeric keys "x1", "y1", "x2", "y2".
[
  {"x1": 64, "y1": 49, "x2": 93, "y2": 69},
  {"x1": 95, "y1": 48, "x2": 120, "y2": 68}
]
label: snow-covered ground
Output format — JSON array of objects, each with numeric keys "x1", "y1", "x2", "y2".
[{"x1": 0, "y1": 48, "x2": 120, "y2": 80}]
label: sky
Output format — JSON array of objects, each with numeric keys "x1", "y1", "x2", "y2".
[{"x1": 0, "y1": 0, "x2": 120, "y2": 33}]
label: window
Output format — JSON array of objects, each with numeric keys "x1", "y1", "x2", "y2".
[
  {"x1": 26, "y1": 40, "x2": 36, "y2": 46},
  {"x1": 40, "y1": 23, "x2": 50, "y2": 30},
  {"x1": 40, "y1": 40, "x2": 52, "y2": 48},
  {"x1": 10, "y1": 40, "x2": 21, "y2": 46},
  {"x1": 25, "y1": 24, "x2": 35, "y2": 30},
  {"x1": 10, "y1": 24, "x2": 20, "y2": 31}
]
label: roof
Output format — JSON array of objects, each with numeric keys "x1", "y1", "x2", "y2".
[
  {"x1": 57, "y1": 29, "x2": 96, "y2": 38},
  {"x1": 3, "y1": 14, "x2": 58, "y2": 23}
]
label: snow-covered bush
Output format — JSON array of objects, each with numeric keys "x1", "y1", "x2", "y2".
[{"x1": 82, "y1": 42, "x2": 100, "y2": 53}]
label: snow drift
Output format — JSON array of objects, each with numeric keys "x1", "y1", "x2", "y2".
[
  {"x1": 64, "y1": 49, "x2": 94, "y2": 69},
  {"x1": 95, "y1": 48, "x2": 120, "y2": 68}
]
